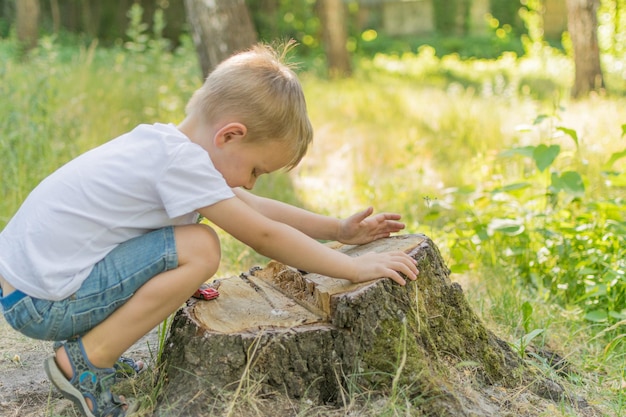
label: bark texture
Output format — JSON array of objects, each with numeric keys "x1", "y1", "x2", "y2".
[
  {"x1": 317, "y1": 0, "x2": 352, "y2": 77},
  {"x1": 566, "y1": 0, "x2": 604, "y2": 98},
  {"x1": 184, "y1": 0, "x2": 258, "y2": 78},
  {"x1": 16, "y1": 0, "x2": 39, "y2": 50},
  {"x1": 156, "y1": 235, "x2": 599, "y2": 417}
]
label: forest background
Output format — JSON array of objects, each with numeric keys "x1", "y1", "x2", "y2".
[{"x1": 1, "y1": 0, "x2": 626, "y2": 416}]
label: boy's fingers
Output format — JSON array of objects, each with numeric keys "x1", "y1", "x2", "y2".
[
  {"x1": 381, "y1": 212, "x2": 402, "y2": 221},
  {"x1": 387, "y1": 271, "x2": 407, "y2": 286},
  {"x1": 396, "y1": 252, "x2": 419, "y2": 279}
]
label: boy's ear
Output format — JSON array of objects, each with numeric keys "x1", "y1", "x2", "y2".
[{"x1": 214, "y1": 122, "x2": 247, "y2": 146}]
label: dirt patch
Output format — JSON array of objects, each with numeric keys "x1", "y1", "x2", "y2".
[{"x1": 0, "y1": 315, "x2": 159, "y2": 417}]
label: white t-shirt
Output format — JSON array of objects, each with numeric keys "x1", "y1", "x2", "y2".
[{"x1": 0, "y1": 123, "x2": 234, "y2": 300}]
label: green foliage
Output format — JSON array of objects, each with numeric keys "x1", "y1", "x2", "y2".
[
  {"x1": 490, "y1": 0, "x2": 525, "y2": 34},
  {"x1": 448, "y1": 112, "x2": 626, "y2": 327},
  {"x1": 0, "y1": 23, "x2": 199, "y2": 228},
  {"x1": 356, "y1": 32, "x2": 526, "y2": 59},
  {"x1": 248, "y1": 0, "x2": 321, "y2": 54},
  {"x1": 510, "y1": 301, "x2": 545, "y2": 357},
  {"x1": 432, "y1": 0, "x2": 470, "y2": 35},
  {"x1": 2, "y1": 27, "x2": 626, "y2": 413}
]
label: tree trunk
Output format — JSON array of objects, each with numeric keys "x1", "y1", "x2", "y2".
[
  {"x1": 566, "y1": 0, "x2": 604, "y2": 98},
  {"x1": 317, "y1": 0, "x2": 351, "y2": 78},
  {"x1": 183, "y1": 0, "x2": 258, "y2": 79},
  {"x1": 16, "y1": 0, "x2": 39, "y2": 50},
  {"x1": 80, "y1": 0, "x2": 98, "y2": 38},
  {"x1": 49, "y1": 0, "x2": 60, "y2": 33},
  {"x1": 248, "y1": 0, "x2": 280, "y2": 40},
  {"x1": 156, "y1": 235, "x2": 599, "y2": 417}
]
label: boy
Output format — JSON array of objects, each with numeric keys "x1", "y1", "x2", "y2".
[{"x1": 0, "y1": 44, "x2": 418, "y2": 417}]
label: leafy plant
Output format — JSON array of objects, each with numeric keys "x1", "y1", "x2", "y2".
[
  {"x1": 464, "y1": 113, "x2": 626, "y2": 325},
  {"x1": 511, "y1": 301, "x2": 545, "y2": 357}
]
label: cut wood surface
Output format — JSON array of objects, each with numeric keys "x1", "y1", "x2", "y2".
[
  {"x1": 192, "y1": 275, "x2": 323, "y2": 333},
  {"x1": 156, "y1": 234, "x2": 600, "y2": 417}
]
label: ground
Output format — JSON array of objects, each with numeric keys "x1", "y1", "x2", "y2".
[{"x1": 0, "y1": 315, "x2": 158, "y2": 417}]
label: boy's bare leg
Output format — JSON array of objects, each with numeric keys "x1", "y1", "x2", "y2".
[{"x1": 54, "y1": 224, "x2": 220, "y2": 378}]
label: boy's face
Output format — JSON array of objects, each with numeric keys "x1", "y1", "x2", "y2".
[{"x1": 214, "y1": 140, "x2": 292, "y2": 190}]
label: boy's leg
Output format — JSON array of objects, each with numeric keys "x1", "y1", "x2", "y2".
[{"x1": 54, "y1": 223, "x2": 220, "y2": 392}]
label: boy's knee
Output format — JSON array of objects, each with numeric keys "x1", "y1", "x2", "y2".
[{"x1": 175, "y1": 224, "x2": 221, "y2": 277}]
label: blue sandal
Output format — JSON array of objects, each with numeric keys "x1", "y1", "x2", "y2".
[
  {"x1": 53, "y1": 341, "x2": 145, "y2": 379},
  {"x1": 44, "y1": 338, "x2": 134, "y2": 417}
]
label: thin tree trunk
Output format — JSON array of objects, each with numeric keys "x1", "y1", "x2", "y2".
[
  {"x1": 80, "y1": 0, "x2": 101, "y2": 38},
  {"x1": 183, "y1": 0, "x2": 258, "y2": 78},
  {"x1": 566, "y1": 0, "x2": 604, "y2": 98},
  {"x1": 50, "y1": 0, "x2": 60, "y2": 33},
  {"x1": 317, "y1": 0, "x2": 352, "y2": 78},
  {"x1": 16, "y1": 0, "x2": 39, "y2": 50}
]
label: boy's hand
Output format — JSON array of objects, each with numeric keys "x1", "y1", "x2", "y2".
[
  {"x1": 337, "y1": 207, "x2": 406, "y2": 245},
  {"x1": 350, "y1": 251, "x2": 419, "y2": 286}
]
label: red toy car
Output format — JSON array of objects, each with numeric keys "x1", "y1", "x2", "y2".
[{"x1": 192, "y1": 286, "x2": 219, "y2": 301}]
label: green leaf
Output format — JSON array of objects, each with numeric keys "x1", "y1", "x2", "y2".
[
  {"x1": 489, "y1": 218, "x2": 525, "y2": 236},
  {"x1": 491, "y1": 182, "x2": 531, "y2": 193},
  {"x1": 621, "y1": 123, "x2": 626, "y2": 138},
  {"x1": 533, "y1": 114, "x2": 549, "y2": 125},
  {"x1": 609, "y1": 310, "x2": 626, "y2": 320},
  {"x1": 585, "y1": 310, "x2": 608, "y2": 322},
  {"x1": 521, "y1": 328, "x2": 544, "y2": 346},
  {"x1": 556, "y1": 126, "x2": 579, "y2": 149},
  {"x1": 473, "y1": 224, "x2": 489, "y2": 242},
  {"x1": 499, "y1": 146, "x2": 535, "y2": 158},
  {"x1": 558, "y1": 171, "x2": 585, "y2": 196},
  {"x1": 577, "y1": 267, "x2": 597, "y2": 275},
  {"x1": 533, "y1": 144, "x2": 560, "y2": 172},
  {"x1": 605, "y1": 148, "x2": 626, "y2": 168}
]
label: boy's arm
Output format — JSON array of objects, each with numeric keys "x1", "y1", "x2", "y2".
[
  {"x1": 233, "y1": 188, "x2": 405, "y2": 244},
  {"x1": 198, "y1": 196, "x2": 418, "y2": 285}
]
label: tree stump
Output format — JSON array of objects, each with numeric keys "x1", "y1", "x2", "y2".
[{"x1": 156, "y1": 235, "x2": 599, "y2": 416}]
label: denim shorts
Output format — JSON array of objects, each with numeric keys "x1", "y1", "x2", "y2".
[{"x1": 1, "y1": 227, "x2": 178, "y2": 341}]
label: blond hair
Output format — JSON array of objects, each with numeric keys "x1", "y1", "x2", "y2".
[{"x1": 185, "y1": 43, "x2": 313, "y2": 170}]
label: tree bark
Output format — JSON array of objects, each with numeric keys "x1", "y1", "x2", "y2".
[
  {"x1": 183, "y1": 0, "x2": 258, "y2": 79},
  {"x1": 16, "y1": 0, "x2": 40, "y2": 50},
  {"x1": 317, "y1": 0, "x2": 352, "y2": 78},
  {"x1": 49, "y1": 0, "x2": 60, "y2": 33},
  {"x1": 566, "y1": 0, "x2": 605, "y2": 98},
  {"x1": 155, "y1": 235, "x2": 598, "y2": 417}
]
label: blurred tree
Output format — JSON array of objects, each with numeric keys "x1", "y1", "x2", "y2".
[
  {"x1": 566, "y1": 0, "x2": 605, "y2": 97},
  {"x1": 247, "y1": 0, "x2": 280, "y2": 40},
  {"x1": 317, "y1": 0, "x2": 351, "y2": 77},
  {"x1": 16, "y1": 0, "x2": 39, "y2": 50},
  {"x1": 184, "y1": 0, "x2": 258, "y2": 78},
  {"x1": 49, "y1": 0, "x2": 59, "y2": 33},
  {"x1": 248, "y1": 0, "x2": 322, "y2": 55},
  {"x1": 433, "y1": 0, "x2": 471, "y2": 35},
  {"x1": 490, "y1": 0, "x2": 524, "y2": 34}
]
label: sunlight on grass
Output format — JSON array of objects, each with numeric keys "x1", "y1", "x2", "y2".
[
  {"x1": 2, "y1": 36, "x2": 626, "y2": 415},
  {"x1": 0, "y1": 38, "x2": 199, "y2": 226}
]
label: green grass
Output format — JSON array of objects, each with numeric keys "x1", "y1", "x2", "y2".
[{"x1": 1, "y1": 35, "x2": 626, "y2": 416}]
